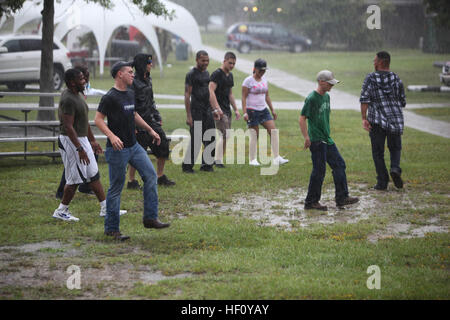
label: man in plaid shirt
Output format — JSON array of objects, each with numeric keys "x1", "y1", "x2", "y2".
[{"x1": 360, "y1": 51, "x2": 406, "y2": 190}]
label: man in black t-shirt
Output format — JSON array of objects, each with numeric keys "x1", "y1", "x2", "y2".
[
  {"x1": 209, "y1": 51, "x2": 240, "y2": 168},
  {"x1": 182, "y1": 50, "x2": 219, "y2": 173},
  {"x1": 95, "y1": 61, "x2": 170, "y2": 241}
]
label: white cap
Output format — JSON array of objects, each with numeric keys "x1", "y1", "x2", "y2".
[{"x1": 316, "y1": 70, "x2": 339, "y2": 85}]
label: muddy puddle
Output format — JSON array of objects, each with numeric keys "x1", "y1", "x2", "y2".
[
  {"x1": 0, "y1": 241, "x2": 193, "y2": 298},
  {"x1": 193, "y1": 184, "x2": 448, "y2": 241}
]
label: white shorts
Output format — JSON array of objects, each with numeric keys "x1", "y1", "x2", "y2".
[{"x1": 58, "y1": 135, "x2": 99, "y2": 185}]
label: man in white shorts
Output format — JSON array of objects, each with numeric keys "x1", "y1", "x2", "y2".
[{"x1": 53, "y1": 68, "x2": 110, "y2": 221}]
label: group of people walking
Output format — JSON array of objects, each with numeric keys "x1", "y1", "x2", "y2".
[{"x1": 53, "y1": 49, "x2": 406, "y2": 240}]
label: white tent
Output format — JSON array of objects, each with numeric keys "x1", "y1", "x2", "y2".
[{"x1": 10, "y1": 0, "x2": 202, "y2": 75}]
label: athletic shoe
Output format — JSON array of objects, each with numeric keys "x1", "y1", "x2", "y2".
[
  {"x1": 390, "y1": 171, "x2": 403, "y2": 189},
  {"x1": 127, "y1": 180, "x2": 141, "y2": 190},
  {"x1": 182, "y1": 166, "x2": 195, "y2": 173},
  {"x1": 200, "y1": 165, "x2": 214, "y2": 172},
  {"x1": 273, "y1": 155, "x2": 289, "y2": 165},
  {"x1": 214, "y1": 161, "x2": 225, "y2": 168},
  {"x1": 53, "y1": 208, "x2": 79, "y2": 222},
  {"x1": 99, "y1": 207, "x2": 127, "y2": 217},
  {"x1": 157, "y1": 174, "x2": 176, "y2": 186},
  {"x1": 249, "y1": 159, "x2": 260, "y2": 166},
  {"x1": 373, "y1": 184, "x2": 387, "y2": 191}
]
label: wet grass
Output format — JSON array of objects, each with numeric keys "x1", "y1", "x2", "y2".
[{"x1": 0, "y1": 108, "x2": 449, "y2": 299}]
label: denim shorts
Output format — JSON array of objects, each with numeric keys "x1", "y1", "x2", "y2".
[{"x1": 246, "y1": 108, "x2": 273, "y2": 127}]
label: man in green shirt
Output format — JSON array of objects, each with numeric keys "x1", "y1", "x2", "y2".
[{"x1": 299, "y1": 70, "x2": 359, "y2": 211}]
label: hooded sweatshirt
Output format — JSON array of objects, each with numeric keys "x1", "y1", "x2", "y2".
[
  {"x1": 131, "y1": 53, "x2": 162, "y2": 127},
  {"x1": 360, "y1": 71, "x2": 406, "y2": 134}
]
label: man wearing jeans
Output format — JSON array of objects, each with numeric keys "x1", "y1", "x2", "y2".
[
  {"x1": 299, "y1": 70, "x2": 359, "y2": 211},
  {"x1": 360, "y1": 51, "x2": 406, "y2": 190},
  {"x1": 95, "y1": 61, "x2": 170, "y2": 241}
]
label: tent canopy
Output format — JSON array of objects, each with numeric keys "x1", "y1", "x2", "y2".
[{"x1": 11, "y1": 0, "x2": 202, "y2": 75}]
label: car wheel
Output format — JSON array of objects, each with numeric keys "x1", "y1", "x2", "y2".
[
  {"x1": 291, "y1": 44, "x2": 304, "y2": 53},
  {"x1": 6, "y1": 82, "x2": 26, "y2": 91},
  {"x1": 238, "y1": 43, "x2": 251, "y2": 54},
  {"x1": 53, "y1": 67, "x2": 64, "y2": 91}
]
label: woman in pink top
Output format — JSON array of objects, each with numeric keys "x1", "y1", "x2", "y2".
[{"x1": 242, "y1": 59, "x2": 288, "y2": 166}]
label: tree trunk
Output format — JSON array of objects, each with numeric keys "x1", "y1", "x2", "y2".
[{"x1": 37, "y1": 0, "x2": 55, "y2": 121}]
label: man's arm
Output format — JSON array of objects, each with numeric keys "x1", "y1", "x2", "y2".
[
  {"x1": 135, "y1": 112, "x2": 161, "y2": 146},
  {"x1": 299, "y1": 115, "x2": 311, "y2": 149},
  {"x1": 94, "y1": 111, "x2": 124, "y2": 151},
  {"x1": 184, "y1": 83, "x2": 193, "y2": 127},
  {"x1": 360, "y1": 103, "x2": 371, "y2": 131},
  {"x1": 62, "y1": 113, "x2": 89, "y2": 165},
  {"x1": 208, "y1": 81, "x2": 223, "y2": 120},
  {"x1": 229, "y1": 88, "x2": 240, "y2": 120}
]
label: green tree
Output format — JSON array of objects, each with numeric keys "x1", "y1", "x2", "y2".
[
  {"x1": 424, "y1": 0, "x2": 450, "y2": 29},
  {"x1": 1, "y1": 0, "x2": 171, "y2": 120}
]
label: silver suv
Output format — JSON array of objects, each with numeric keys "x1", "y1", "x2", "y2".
[{"x1": 0, "y1": 34, "x2": 72, "y2": 91}]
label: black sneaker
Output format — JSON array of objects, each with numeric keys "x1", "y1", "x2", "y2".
[
  {"x1": 390, "y1": 171, "x2": 403, "y2": 189},
  {"x1": 157, "y1": 175, "x2": 176, "y2": 186},
  {"x1": 200, "y1": 165, "x2": 214, "y2": 172},
  {"x1": 304, "y1": 202, "x2": 328, "y2": 211},
  {"x1": 215, "y1": 161, "x2": 225, "y2": 168},
  {"x1": 336, "y1": 196, "x2": 359, "y2": 207},
  {"x1": 104, "y1": 231, "x2": 130, "y2": 241},
  {"x1": 373, "y1": 184, "x2": 387, "y2": 191},
  {"x1": 127, "y1": 180, "x2": 141, "y2": 189},
  {"x1": 182, "y1": 165, "x2": 195, "y2": 173}
]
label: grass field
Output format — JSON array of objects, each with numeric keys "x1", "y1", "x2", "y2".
[
  {"x1": 202, "y1": 31, "x2": 450, "y2": 105},
  {"x1": 0, "y1": 108, "x2": 449, "y2": 299}
]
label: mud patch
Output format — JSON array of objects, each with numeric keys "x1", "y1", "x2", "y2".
[
  {"x1": 193, "y1": 184, "x2": 449, "y2": 241},
  {"x1": 0, "y1": 241, "x2": 193, "y2": 299},
  {"x1": 194, "y1": 185, "x2": 376, "y2": 230}
]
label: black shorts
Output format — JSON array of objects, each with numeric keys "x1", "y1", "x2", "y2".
[{"x1": 136, "y1": 125, "x2": 170, "y2": 159}]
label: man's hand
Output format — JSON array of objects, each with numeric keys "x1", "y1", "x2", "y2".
[
  {"x1": 109, "y1": 135, "x2": 124, "y2": 151},
  {"x1": 78, "y1": 149, "x2": 90, "y2": 165},
  {"x1": 362, "y1": 119, "x2": 372, "y2": 132},
  {"x1": 235, "y1": 110, "x2": 241, "y2": 120},
  {"x1": 186, "y1": 114, "x2": 193, "y2": 127},
  {"x1": 213, "y1": 108, "x2": 223, "y2": 121},
  {"x1": 90, "y1": 141, "x2": 103, "y2": 155},
  {"x1": 303, "y1": 137, "x2": 311, "y2": 150},
  {"x1": 150, "y1": 130, "x2": 161, "y2": 146},
  {"x1": 243, "y1": 113, "x2": 249, "y2": 122}
]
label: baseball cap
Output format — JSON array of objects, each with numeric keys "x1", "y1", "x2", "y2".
[
  {"x1": 254, "y1": 58, "x2": 267, "y2": 70},
  {"x1": 316, "y1": 70, "x2": 339, "y2": 85},
  {"x1": 111, "y1": 61, "x2": 133, "y2": 78}
]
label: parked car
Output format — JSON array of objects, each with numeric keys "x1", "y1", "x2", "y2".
[
  {"x1": 439, "y1": 61, "x2": 450, "y2": 86},
  {"x1": 226, "y1": 22, "x2": 312, "y2": 54},
  {"x1": 0, "y1": 34, "x2": 72, "y2": 91}
]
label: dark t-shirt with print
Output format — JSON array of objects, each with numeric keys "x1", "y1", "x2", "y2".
[
  {"x1": 97, "y1": 87, "x2": 136, "y2": 148},
  {"x1": 185, "y1": 67, "x2": 210, "y2": 110},
  {"x1": 210, "y1": 68, "x2": 234, "y2": 116}
]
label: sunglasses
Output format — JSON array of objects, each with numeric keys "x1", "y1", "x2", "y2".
[{"x1": 148, "y1": 59, "x2": 152, "y2": 64}]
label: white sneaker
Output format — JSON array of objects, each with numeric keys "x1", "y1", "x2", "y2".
[
  {"x1": 53, "y1": 208, "x2": 79, "y2": 222},
  {"x1": 99, "y1": 207, "x2": 127, "y2": 217},
  {"x1": 249, "y1": 159, "x2": 260, "y2": 166},
  {"x1": 273, "y1": 156, "x2": 289, "y2": 165}
]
